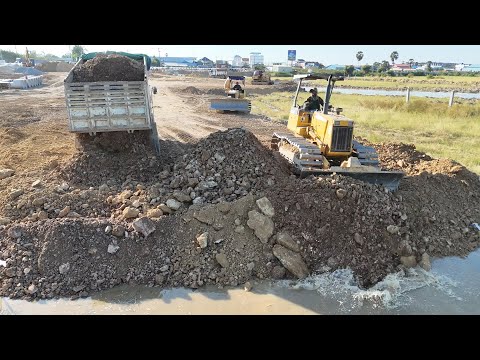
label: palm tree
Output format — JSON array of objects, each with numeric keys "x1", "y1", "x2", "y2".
[
  {"x1": 356, "y1": 51, "x2": 364, "y2": 65},
  {"x1": 408, "y1": 58, "x2": 414, "y2": 68},
  {"x1": 390, "y1": 51, "x2": 399, "y2": 65},
  {"x1": 426, "y1": 61, "x2": 432, "y2": 72}
]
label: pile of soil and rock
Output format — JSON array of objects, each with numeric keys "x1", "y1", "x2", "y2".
[
  {"x1": 180, "y1": 86, "x2": 204, "y2": 95},
  {"x1": 72, "y1": 54, "x2": 145, "y2": 82},
  {"x1": 1, "y1": 128, "x2": 479, "y2": 300}
]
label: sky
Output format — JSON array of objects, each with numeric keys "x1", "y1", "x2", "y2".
[{"x1": 1, "y1": 45, "x2": 479, "y2": 65}]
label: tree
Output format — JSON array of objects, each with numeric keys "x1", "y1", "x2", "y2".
[
  {"x1": 254, "y1": 64, "x2": 266, "y2": 71},
  {"x1": 0, "y1": 49, "x2": 21, "y2": 62},
  {"x1": 379, "y1": 60, "x2": 390, "y2": 72},
  {"x1": 362, "y1": 64, "x2": 372, "y2": 74},
  {"x1": 426, "y1": 61, "x2": 432, "y2": 72},
  {"x1": 372, "y1": 62, "x2": 381, "y2": 72},
  {"x1": 408, "y1": 58, "x2": 414, "y2": 68},
  {"x1": 344, "y1": 65, "x2": 355, "y2": 77},
  {"x1": 151, "y1": 57, "x2": 160, "y2": 67},
  {"x1": 390, "y1": 51, "x2": 399, "y2": 65},
  {"x1": 356, "y1": 51, "x2": 364, "y2": 65},
  {"x1": 71, "y1": 45, "x2": 86, "y2": 61}
]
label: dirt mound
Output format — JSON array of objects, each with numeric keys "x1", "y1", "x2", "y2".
[
  {"x1": 0, "y1": 128, "x2": 27, "y2": 146},
  {"x1": 75, "y1": 130, "x2": 153, "y2": 153},
  {"x1": 72, "y1": 54, "x2": 144, "y2": 82},
  {"x1": 1, "y1": 127, "x2": 479, "y2": 300},
  {"x1": 206, "y1": 88, "x2": 227, "y2": 96},
  {"x1": 180, "y1": 86, "x2": 204, "y2": 95}
]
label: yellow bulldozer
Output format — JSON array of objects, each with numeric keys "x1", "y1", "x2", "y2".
[
  {"x1": 271, "y1": 74, "x2": 404, "y2": 191},
  {"x1": 251, "y1": 70, "x2": 274, "y2": 85}
]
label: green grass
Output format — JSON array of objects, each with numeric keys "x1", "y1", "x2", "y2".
[{"x1": 251, "y1": 93, "x2": 480, "y2": 174}]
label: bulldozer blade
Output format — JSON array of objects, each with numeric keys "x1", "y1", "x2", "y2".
[
  {"x1": 299, "y1": 168, "x2": 405, "y2": 192},
  {"x1": 210, "y1": 98, "x2": 251, "y2": 113}
]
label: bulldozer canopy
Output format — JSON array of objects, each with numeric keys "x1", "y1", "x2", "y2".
[
  {"x1": 293, "y1": 74, "x2": 344, "y2": 82},
  {"x1": 81, "y1": 52, "x2": 152, "y2": 70}
]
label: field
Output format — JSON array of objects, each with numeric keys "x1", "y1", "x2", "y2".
[{"x1": 251, "y1": 92, "x2": 480, "y2": 174}]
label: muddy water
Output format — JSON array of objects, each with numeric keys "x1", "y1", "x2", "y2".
[{"x1": 2, "y1": 248, "x2": 479, "y2": 315}]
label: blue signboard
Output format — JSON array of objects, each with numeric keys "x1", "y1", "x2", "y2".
[{"x1": 288, "y1": 50, "x2": 296, "y2": 61}]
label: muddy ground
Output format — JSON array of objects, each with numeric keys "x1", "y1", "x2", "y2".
[{"x1": 1, "y1": 72, "x2": 479, "y2": 300}]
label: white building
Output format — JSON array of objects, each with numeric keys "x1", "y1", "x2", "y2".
[
  {"x1": 232, "y1": 55, "x2": 243, "y2": 67},
  {"x1": 272, "y1": 65, "x2": 293, "y2": 74},
  {"x1": 249, "y1": 52, "x2": 264, "y2": 67}
]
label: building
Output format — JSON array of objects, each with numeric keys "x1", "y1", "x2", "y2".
[
  {"x1": 305, "y1": 61, "x2": 322, "y2": 68},
  {"x1": 197, "y1": 57, "x2": 214, "y2": 67},
  {"x1": 159, "y1": 57, "x2": 197, "y2": 67},
  {"x1": 249, "y1": 52, "x2": 264, "y2": 67},
  {"x1": 325, "y1": 64, "x2": 345, "y2": 71},
  {"x1": 391, "y1": 63, "x2": 413, "y2": 72},
  {"x1": 232, "y1": 55, "x2": 243, "y2": 67},
  {"x1": 242, "y1": 57, "x2": 249, "y2": 66},
  {"x1": 461, "y1": 64, "x2": 480, "y2": 72},
  {"x1": 272, "y1": 65, "x2": 293, "y2": 74}
]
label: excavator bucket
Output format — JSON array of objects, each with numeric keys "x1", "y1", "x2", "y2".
[{"x1": 210, "y1": 98, "x2": 251, "y2": 113}]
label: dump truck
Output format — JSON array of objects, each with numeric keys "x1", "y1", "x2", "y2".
[{"x1": 63, "y1": 52, "x2": 160, "y2": 154}]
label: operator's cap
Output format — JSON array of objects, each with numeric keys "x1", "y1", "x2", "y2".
[{"x1": 310, "y1": 88, "x2": 317, "y2": 93}]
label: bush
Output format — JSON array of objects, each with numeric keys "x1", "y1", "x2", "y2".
[{"x1": 426, "y1": 74, "x2": 434, "y2": 79}]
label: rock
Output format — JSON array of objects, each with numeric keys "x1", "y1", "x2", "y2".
[
  {"x1": 132, "y1": 217, "x2": 156, "y2": 237},
  {"x1": 354, "y1": 233, "x2": 363, "y2": 246},
  {"x1": 234, "y1": 225, "x2": 245, "y2": 234},
  {"x1": 155, "y1": 274, "x2": 165, "y2": 285},
  {"x1": 28, "y1": 284, "x2": 38, "y2": 294},
  {"x1": 31, "y1": 179, "x2": 42, "y2": 188},
  {"x1": 7, "y1": 226, "x2": 22, "y2": 238},
  {"x1": 158, "y1": 204, "x2": 172, "y2": 214},
  {"x1": 0, "y1": 217, "x2": 11, "y2": 225},
  {"x1": 112, "y1": 225, "x2": 125, "y2": 237},
  {"x1": 256, "y1": 197, "x2": 275, "y2": 217},
  {"x1": 192, "y1": 197, "x2": 204, "y2": 205},
  {"x1": 327, "y1": 257, "x2": 337, "y2": 268},
  {"x1": 73, "y1": 285, "x2": 86, "y2": 293},
  {"x1": 105, "y1": 225, "x2": 112, "y2": 234},
  {"x1": 247, "y1": 262, "x2": 255, "y2": 271},
  {"x1": 196, "y1": 232, "x2": 209, "y2": 249},
  {"x1": 271, "y1": 266, "x2": 286, "y2": 279},
  {"x1": 0, "y1": 168, "x2": 15, "y2": 179},
  {"x1": 9, "y1": 189, "x2": 23, "y2": 200},
  {"x1": 67, "y1": 211, "x2": 81, "y2": 218},
  {"x1": 108, "y1": 243, "x2": 120, "y2": 254},
  {"x1": 59, "y1": 206, "x2": 70, "y2": 218},
  {"x1": 234, "y1": 218, "x2": 242, "y2": 226},
  {"x1": 187, "y1": 177, "x2": 199, "y2": 187},
  {"x1": 173, "y1": 191, "x2": 192, "y2": 203},
  {"x1": 214, "y1": 153, "x2": 226, "y2": 163},
  {"x1": 193, "y1": 207, "x2": 215, "y2": 225},
  {"x1": 387, "y1": 225, "x2": 399, "y2": 234},
  {"x1": 99, "y1": 184, "x2": 110, "y2": 193},
  {"x1": 247, "y1": 210, "x2": 275, "y2": 244},
  {"x1": 398, "y1": 240, "x2": 413, "y2": 256},
  {"x1": 166, "y1": 198, "x2": 182, "y2": 211},
  {"x1": 147, "y1": 208, "x2": 163, "y2": 218},
  {"x1": 400, "y1": 256, "x2": 417, "y2": 268},
  {"x1": 215, "y1": 253, "x2": 229, "y2": 268},
  {"x1": 397, "y1": 160, "x2": 405, "y2": 168},
  {"x1": 159, "y1": 265, "x2": 169, "y2": 272},
  {"x1": 276, "y1": 232, "x2": 300, "y2": 252},
  {"x1": 272, "y1": 245, "x2": 309, "y2": 279},
  {"x1": 38, "y1": 211, "x2": 48, "y2": 220},
  {"x1": 23, "y1": 267, "x2": 31, "y2": 275},
  {"x1": 217, "y1": 202, "x2": 231, "y2": 214},
  {"x1": 244, "y1": 281, "x2": 252, "y2": 292},
  {"x1": 336, "y1": 188, "x2": 347, "y2": 199},
  {"x1": 419, "y1": 253, "x2": 431, "y2": 271},
  {"x1": 122, "y1": 206, "x2": 139, "y2": 219},
  {"x1": 59, "y1": 263, "x2": 70, "y2": 274},
  {"x1": 32, "y1": 197, "x2": 46, "y2": 207}
]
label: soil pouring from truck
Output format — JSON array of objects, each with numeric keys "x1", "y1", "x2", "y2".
[{"x1": 63, "y1": 52, "x2": 160, "y2": 154}]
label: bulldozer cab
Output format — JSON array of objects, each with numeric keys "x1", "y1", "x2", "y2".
[
  {"x1": 224, "y1": 76, "x2": 246, "y2": 99},
  {"x1": 292, "y1": 73, "x2": 344, "y2": 115}
]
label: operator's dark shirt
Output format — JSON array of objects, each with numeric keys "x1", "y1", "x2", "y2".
[
  {"x1": 305, "y1": 95, "x2": 324, "y2": 111},
  {"x1": 233, "y1": 85, "x2": 242, "y2": 91}
]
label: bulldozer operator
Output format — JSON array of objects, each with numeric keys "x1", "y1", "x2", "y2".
[
  {"x1": 303, "y1": 88, "x2": 324, "y2": 111},
  {"x1": 232, "y1": 81, "x2": 243, "y2": 91}
]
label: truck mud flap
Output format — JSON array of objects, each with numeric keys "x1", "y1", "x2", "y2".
[{"x1": 210, "y1": 99, "x2": 251, "y2": 113}]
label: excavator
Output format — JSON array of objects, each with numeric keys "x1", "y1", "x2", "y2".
[
  {"x1": 209, "y1": 75, "x2": 251, "y2": 113},
  {"x1": 22, "y1": 47, "x2": 34, "y2": 67},
  {"x1": 271, "y1": 74, "x2": 404, "y2": 191},
  {"x1": 251, "y1": 70, "x2": 274, "y2": 85}
]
